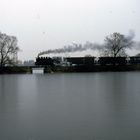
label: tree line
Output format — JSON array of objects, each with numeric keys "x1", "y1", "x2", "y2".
[{"x1": 0, "y1": 31, "x2": 138, "y2": 67}]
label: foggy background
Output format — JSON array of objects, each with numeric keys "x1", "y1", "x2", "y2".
[{"x1": 0, "y1": 0, "x2": 140, "y2": 60}]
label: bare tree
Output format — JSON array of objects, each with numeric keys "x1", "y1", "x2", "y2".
[
  {"x1": 102, "y1": 32, "x2": 134, "y2": 57},
  {"x1": 0, "y1": 32, "x2": 19, "y2": 67}
]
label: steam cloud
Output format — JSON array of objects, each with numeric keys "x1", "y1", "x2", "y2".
[
  {"x1": 38, "y1": 42, "x2": 103, "y2": 56},
  {"x1": 126, "y1": 30, "x2": 140, "y2": 50},
  {"x1": 126, "y1": 30, "x2": 135, "y2": 41},
  {"x1": 38, "y1": 31, "x2": 139, "y2": 57}
]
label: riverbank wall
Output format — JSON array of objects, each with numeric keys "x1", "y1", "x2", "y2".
[{"x1": 1, "y1": 65, "x2": 140, "y2": 74}]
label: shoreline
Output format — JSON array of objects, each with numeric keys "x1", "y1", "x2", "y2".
[{"x1": 1, "y1": 65, "x2": 140, "y2": 74}]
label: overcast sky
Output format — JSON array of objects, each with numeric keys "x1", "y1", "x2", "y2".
[{"x1": 0, "y1": 0, "x2": 140, "y2": 60}]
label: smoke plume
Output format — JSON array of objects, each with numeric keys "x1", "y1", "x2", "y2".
[
  {"x1": 126, "y1": 30, "x2": 135, "y2": 41},
  {"x1": 38, "y1": 42, "x2": 102, "y2": 56},
  {"x1": 38, "y1": 31, "x2": 137, "y2": 57}
]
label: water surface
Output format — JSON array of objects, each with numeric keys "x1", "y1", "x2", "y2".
[{"x1": 0, "y1": 72, "x2": 140, "y2": 140}]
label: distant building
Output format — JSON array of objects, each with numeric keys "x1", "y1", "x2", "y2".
[
  {"x1": 23, "y1": 60, "x2": 35, "y2": 66},
  {"x1": 17, "y1": 60, "x2": 23, "y2": 66}
]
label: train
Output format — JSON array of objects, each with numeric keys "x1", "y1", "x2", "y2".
[{"x1": 35, "y1": 56, "x2": 140, "y2": 66}]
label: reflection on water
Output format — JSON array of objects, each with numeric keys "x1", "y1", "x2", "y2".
[{"x1": 0, "y1": 72, "x2": 140, "y2": 140}]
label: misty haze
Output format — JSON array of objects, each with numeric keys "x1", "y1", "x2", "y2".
[{"x1": 1, "y1": 0, "x2": 140, "y2": 140}]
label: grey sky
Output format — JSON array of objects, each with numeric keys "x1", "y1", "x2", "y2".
[{"x1": 0, "y1": 0, "x2": 140, "y2": 60}]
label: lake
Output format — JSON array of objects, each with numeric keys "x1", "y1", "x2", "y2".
[{"x1": 0, "y1": 72, "x2": 140, "y2": 140}]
